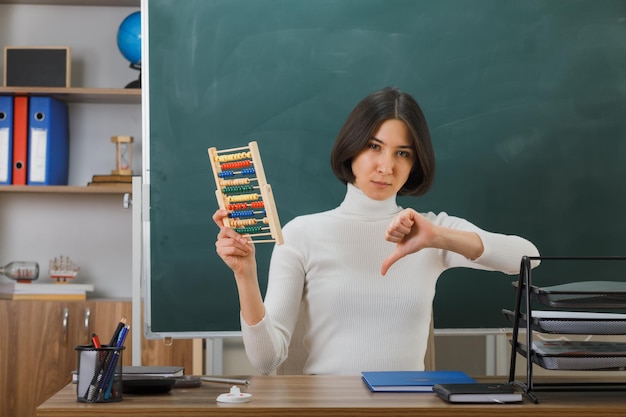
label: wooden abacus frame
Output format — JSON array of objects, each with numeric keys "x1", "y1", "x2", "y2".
[{"x1": 208, "y1": 141, "x2": 284, "y2": 245}]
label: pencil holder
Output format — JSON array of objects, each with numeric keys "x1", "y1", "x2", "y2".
[{"x1": 75, "y1": 344, "x2": 125, "y2": 403}]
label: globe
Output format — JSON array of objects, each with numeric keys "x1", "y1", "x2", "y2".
[{"x1": 117, "y1": 11, "x2": 141, "y2": 67}]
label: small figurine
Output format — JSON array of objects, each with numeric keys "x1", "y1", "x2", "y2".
[{"x1": 49, "y1": 255, "x2": 79, "y2": 283}]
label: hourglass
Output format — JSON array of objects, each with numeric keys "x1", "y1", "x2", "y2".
[{"x1": 111, "y1": 135, "x2": 133, "y2": 176}]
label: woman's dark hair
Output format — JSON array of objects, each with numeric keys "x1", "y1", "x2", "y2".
[{"x1": 330, "y1": 87, "x2": 435, "y2": 197}]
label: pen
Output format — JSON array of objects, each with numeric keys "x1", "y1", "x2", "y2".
[
  {"x1": 101, "y1": 324, "x2": 130, "y2": 400},
  {"x1": 108, "y1": 317, "x2": 127, "y2": 346},
  {"x1": 200, "y1": 376, "x2": 250, "y2": 386}
]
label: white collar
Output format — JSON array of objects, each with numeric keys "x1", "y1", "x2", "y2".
[{"x1": 337, "y1": 183, "x2": 400, "y2": 219}]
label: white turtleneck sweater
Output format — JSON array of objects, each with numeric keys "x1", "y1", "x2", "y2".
[{"x1": 241, "y1": 183, "x2": 539, "y2": 375}]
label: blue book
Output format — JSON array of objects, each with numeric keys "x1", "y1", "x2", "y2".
[
  {"x1": 27, "y1": 96, "x2": 69, "y2": 185},
  {"x1": 361, "y1": 370, "x2": 476, "y2": 392},
  {"x1": 0, "y1": 96, "x2": 13, "y2": 185}
]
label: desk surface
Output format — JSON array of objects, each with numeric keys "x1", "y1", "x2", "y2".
[{"x1": 37, "y1": 375, "x2": 626, "y2": 417}]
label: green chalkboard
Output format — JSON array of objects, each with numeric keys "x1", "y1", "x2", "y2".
[{"x1": 145, "y1": 0, "x2": 626, "y2": 336}]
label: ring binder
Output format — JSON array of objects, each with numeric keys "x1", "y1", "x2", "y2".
[
  {"x1": 0, "y1": 95, "x2": 13, "y2": 185},
  {"x1": 27, "y1": 96, "x2": 69, "y2": 186}
]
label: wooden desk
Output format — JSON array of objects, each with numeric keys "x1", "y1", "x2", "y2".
[{"x1": 37, "y1": 375, "x2": 626, "y2": 417}]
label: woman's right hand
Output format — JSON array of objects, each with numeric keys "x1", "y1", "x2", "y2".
[
  {"x1": 213, "y1": 209, "x2": 266, "y2": 326},
  {"x1": 213, "y1": 209, "x2": 257, "y2": 279}
]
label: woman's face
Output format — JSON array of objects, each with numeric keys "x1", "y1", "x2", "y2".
[{"x1": 351, "y1": 119, "x2": 415, "y2": 201}]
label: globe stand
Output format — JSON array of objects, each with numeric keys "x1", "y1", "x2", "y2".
[{"x1": 125, "y1": 63, "x2": 141, "y2": 89}]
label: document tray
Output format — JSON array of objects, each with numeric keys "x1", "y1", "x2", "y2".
[
  {"x1": 513, "y1": 281, "x2": 626, "y2": 308},
  {"x1": 518, "y1": 341, "x2": 626, "y2": 371},
  {"x1": 502, "y1": 309, "x2": 626, "y2": 335}
]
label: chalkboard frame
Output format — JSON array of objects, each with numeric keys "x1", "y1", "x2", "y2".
[{"x1": 143, "y1": 0, "x2": 626, "y2": 339}]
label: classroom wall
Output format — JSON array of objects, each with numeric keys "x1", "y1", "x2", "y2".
[{"x1": 0, "y1": 4, "x2": 140, "y2": 298}]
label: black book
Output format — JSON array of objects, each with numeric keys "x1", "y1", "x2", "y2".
[{"x1": 433, "y1": 383, "x2": 523, "y2": 403}]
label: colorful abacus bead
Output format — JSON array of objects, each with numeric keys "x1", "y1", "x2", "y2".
[
  {"x1": 228, "y1": 210, "x2": 255, "y2": 218},
  {"x1": 220, "y1": 160, "x2": 252, "y2": 170},
  {"x1": 214, "y1": 151, "x2": 252, "y2": 162},
  {"x1": 229, "y1": 219, "x2": 258, "y2": 228},
  {"x1": 241, "y1": 168, "x2": 256, "y2": 176},
  {"x1": 227, "y1": 193, "x2": 259, "y2": 203},
  {"x1": 220, "y1": 178, "x2": 251, "y2": 187},
  {"x1": 227, "y1": 201, "x2": 264, "y2": 211},
  {"x1": 222, "y1": 184, "x2": 255, "y2": 194},
  {"x1": 234, "y1": 225, "x2": 264, "y2": 234}
]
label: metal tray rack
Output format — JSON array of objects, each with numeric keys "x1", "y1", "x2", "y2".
[{"x1": 506, "y1": 256, "x2": 626, "y2": 403}]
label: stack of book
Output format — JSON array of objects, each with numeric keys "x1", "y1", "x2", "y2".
[
  {"x1": 87, "y1": 174, "x2": 132, "y2": 188},
  {"x1": 0, "y1": 281, "x2": 94, "y2": 300}
]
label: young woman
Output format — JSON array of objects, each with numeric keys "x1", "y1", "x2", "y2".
[{"x1": 213, "y1": 87, "x2": 540, "y2": 375}]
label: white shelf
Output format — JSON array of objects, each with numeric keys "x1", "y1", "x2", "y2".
[
  {"x1": 0, "y1": 185, "x2": 132, "y2": 194},
  {"x1": 0, "y1": 0, "x2": 139, "y2": 6},
  {"x1": 0, "y1": 87, "x2": 141, "y2": 104}
]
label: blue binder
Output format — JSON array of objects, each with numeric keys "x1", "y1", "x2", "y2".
[
  {"x1": 0, "y1": 96, "x2": 13, "y2": 185},
  {"x1": 27, "y1": 96, "x2": 69, "y2": 185}
]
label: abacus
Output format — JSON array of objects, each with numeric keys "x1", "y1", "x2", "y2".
[{"x1": 208, "y1": 141, "x2": 284, "y2": 245}]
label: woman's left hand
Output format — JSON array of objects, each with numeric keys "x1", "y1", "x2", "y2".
[
  {"x1": 381, "y1": 208, "x2": 484, "y2": 275},
  {"x1": 381, "y1": 208, "x2": 436, "y2": 275}
]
